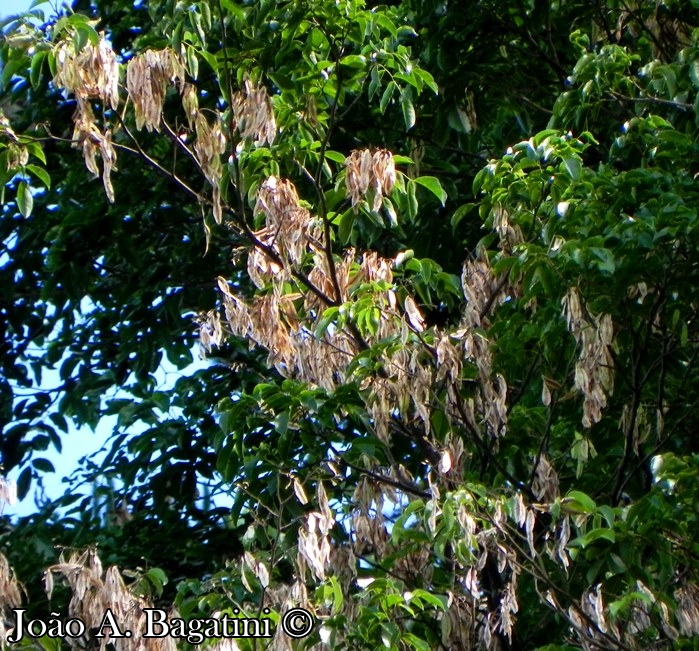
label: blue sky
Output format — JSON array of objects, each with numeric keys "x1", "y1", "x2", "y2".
[
  {"x1": 1, "y1": 2, "x2": 147, "y2": 522},
  {"x1": 1, "y1": 0, "x2": 142, "y2": 521},
  {"x1": 1, "y1": 0, "x2": 43, "y2": 19},
  {"x1": 1, "y1": 0, "x2": 213, "y2": 522},
  {"x1": 1, "y1": 0, "x2": 41, "y2": 517}
]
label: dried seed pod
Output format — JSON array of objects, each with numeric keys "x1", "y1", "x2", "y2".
[
  {"x1": 126, "y1": 48, "x2": 184, "y2": 132},
  {"x1": 345, "y1": 148, "x2": 396, "y2": 212},
  {"x1": 70, "y1": 100, "x2": 118, "y2": 203},
  {"x1": 54, "y1": 34, "x2": 120, "y2": 110},
  {"x1": 231, "y1": 79, "x2": 276, "y2": 146},
  {"x1": 53, "y1": 35, "x2": 121, "y2": 202},
  {"x1": 562, "y1": 289, "x2": 615, "y2": 427},
  {"x1": 181, "y1": 83, "x2": 199, "y2": 128},
  {"x1": 193, "y1": 112, "x2": 227, "y2": 222}
]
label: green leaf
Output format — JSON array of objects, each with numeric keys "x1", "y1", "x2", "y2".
[
  {"x1": 406, "y1": 180, "x2": 418, "y2": 219},
  {"x1": 392, "y1": 155, "x2": 414, "y2": 165},
  {"x1": 315, "y1": 306, "x2": 339, "y2": 338},
  {"x1": 395, "y1": 71, "x2": 421, "y2": 92},
  {"x1": 393, "y1": 500, "x2": 424, "y2": 543},
  {"x1": 338, "y1": 208, "x2": 355, "y2": 244},
  {"x1": 30, "y1": 50, "x2": 47, "y2": 89},
  {"x1": 80, "y1": 22, "x2": 99, "y2": 45},
  {"x1": 413, "y1": 176, "x2": 447, "y2": 205},
  {"x1": 374, "y1": 13, "x2": 397, "y2": 37},
  {"x1": 186, "y1": 45, "x2": 199, "y2": 79},
  {"x1": 190, "y1": 9, "x2": 206, "y2": 44},
  {"x1": 379, "y1": 81, "x2": 396, "y2": 114},
  {"x1": 330, "y1": 575, "x2": 344, "y2": 613},
  {"x1": 24, "y1": 141, "x2": 46, "y2": 164},
  {"x1": 413, "y1": 68, "x2": 438, "y2": 94},
  {"x1": 380, "y1": 622, "x2": 400, "y2": 648},
  {"x1": 220, "y1": 0, "x2": 246, "y2": 22},
  {"x1": 171, "y1": 20, "x2": 184, "y2": 55},
  {"x1": 472, "y1": 167, "x2": 489, "y2": 195},
  {"x1": 1, "y1": 58, "x2": 25, "y2": 93},
  {"x1": 368, "y1": 66, "x2": 381, "y2": 101},
  {"x1": 410, "y1": 589, "x2": 447, "y2": 610},
  {"x1": 608, "y1": 591, "x2": 653, "y2": 619},
  {"x1": 403, "y1": 634, "x2": 431, "y2": 651},
  {"x1": 73, "y1": 26, "x2": 88, "y2": 53},
  {"x1": 274, "y1": 411, "x2": 289, "y2": 436},
  {"x1": 576, "y1": 527, "x2": 616, "y2": 547},
  {"x1": 598, "y1": 505, "x2": 616, "y2": 527},
  {"x1": 564, "y1": 490, "x2": 596, "y2": 514},
  {"x1": 589, "y1": 247, "x2": 615, "y2": 274},
  {"x1": 26, "y1": 164, "x2": 50, "y2": 189},
  {"x1": 17, "y1": 181, "x2": 33, "y2": 217},
  {"x1": 382, "y1": 196, "x2": 397, "y2": 226},
  {"x1": 532, "y1": 129, "x2": 561, "y2": 146},
  {"x1": 198, "y1": 1, "x2": 212, "y2": 31},
  {"x1": 49, "y1": 412, "x2": 68, "y2": 434},
  {"x1": 324, "y1": 150, "x2": 346, "y2": 164},
  {"x1": 562, "y1": 157, "x2": 582, "y2": 181},
  {"x1": 340, "y1": 54, "x2": 367, "y2": 68},
  {"x1": 32, "y1": 458, "x2": 55, "y2": 473},
  {"x1": 16, "y1": 467, "x2": 31, "y2": 500},
  {"x1": 216, "y1": 441, "x2": 240, "y2": 482},
  {"x1": 690, "y1": 59, "x2": 699, "y2": 89},
  {"x1": 401, "y1": 97, "x2": 416, "y2": 131},
  {"x1": 145, "y1": 567, "x2": 168, "y2": 596},
  {"x1": 196, "y1": 48, "x2": 219, "y2": 75}
]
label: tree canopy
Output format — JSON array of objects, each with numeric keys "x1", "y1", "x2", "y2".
[{"x1": 1, "y1": 0, "x2": 699, "y2": 649}]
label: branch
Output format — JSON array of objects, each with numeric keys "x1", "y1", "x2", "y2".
[
  {"x1": 607, "y1": 90, "x2": 692, "y2": 111},
  {"x1": 112, "y1": 125, "x2": 206, "y2": 203},
  {"x1": 611, "y1": 287, "x2": 667, "y2": 503},
  {"x1": 314, "y1": 46, "x2": 346, "y2": 305},
  {"x1": 448, "y1": 387, "x2": 535, "y2": 500},
  {"x1": 328, "y1": 442, "x2": 430, "y2": 498},
  {"x1": 479, "y1": 272, "x2": 510, "y2": 322},
  {"x1": 161, "y1": 117, "x2": 201, "y2": 168}
]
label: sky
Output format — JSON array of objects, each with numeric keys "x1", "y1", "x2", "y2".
[
  {"x1": 2, "y1": 0, "x2": 46, "y2": 517},
  {"x1": 1, "y1": 0, "x2": 50, "y2": 18},
  {"x1": 0, "y1": 0, "x2": 210, "y2": 520},
  {"x1": 2, "y1": 0, "x2": 65, "y2": 520}
]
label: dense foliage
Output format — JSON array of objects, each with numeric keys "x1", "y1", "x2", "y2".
[{"x1": 2, "y1": 0, "x2": 699, "y2": 649}]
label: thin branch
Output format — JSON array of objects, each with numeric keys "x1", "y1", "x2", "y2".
[
  {"x1": 111, "y1": 125, "x2": 206, "y2": 203},
  {"x1": 611, "y1": 287, "x2": 667, "y2": 503},
  {"x1": 479, "y1": 272, "x2": 510, "y2": 322},
  {"x1": 161, "y1": 117, "x2": 200, "y2": 168},
  {"x1": 607, "y1": 90, "x2": 691, "y2": 111},
  {"x1": 327, "y1": 442, "x2": 430, "y2": 498},
  {"x1": 528, "y1": 390, "x2": 558, "y2": 492},
  {"x1": 617, "y1": 345, "x2": 699, "y2": 498},
  {"x1": 315, "y1": 49, "x2": 345, "y2": 304},
  {"x1": 448, "y1": 387, "x2": 535, "y2": 499}
]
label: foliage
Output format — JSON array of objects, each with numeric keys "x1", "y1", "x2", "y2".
[{"x1": 2, "y1": 0, "x2": 699, "y2": 650}]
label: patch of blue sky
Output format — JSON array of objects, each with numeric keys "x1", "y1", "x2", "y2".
[
  {"x1": 0, "y1": 0, "x2": 237, "y2": 527},
  {"x1": 1, "y1": 0, "x2": 52, "y2": 23}
]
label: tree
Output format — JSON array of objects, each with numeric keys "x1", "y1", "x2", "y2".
[{"x1": 2, "y1": 0, "x2": 699, "y2": 649}]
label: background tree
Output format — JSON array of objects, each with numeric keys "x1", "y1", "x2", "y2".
[{"x1": 1, "y1": 0, "x2": 699, "y2": 649}]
